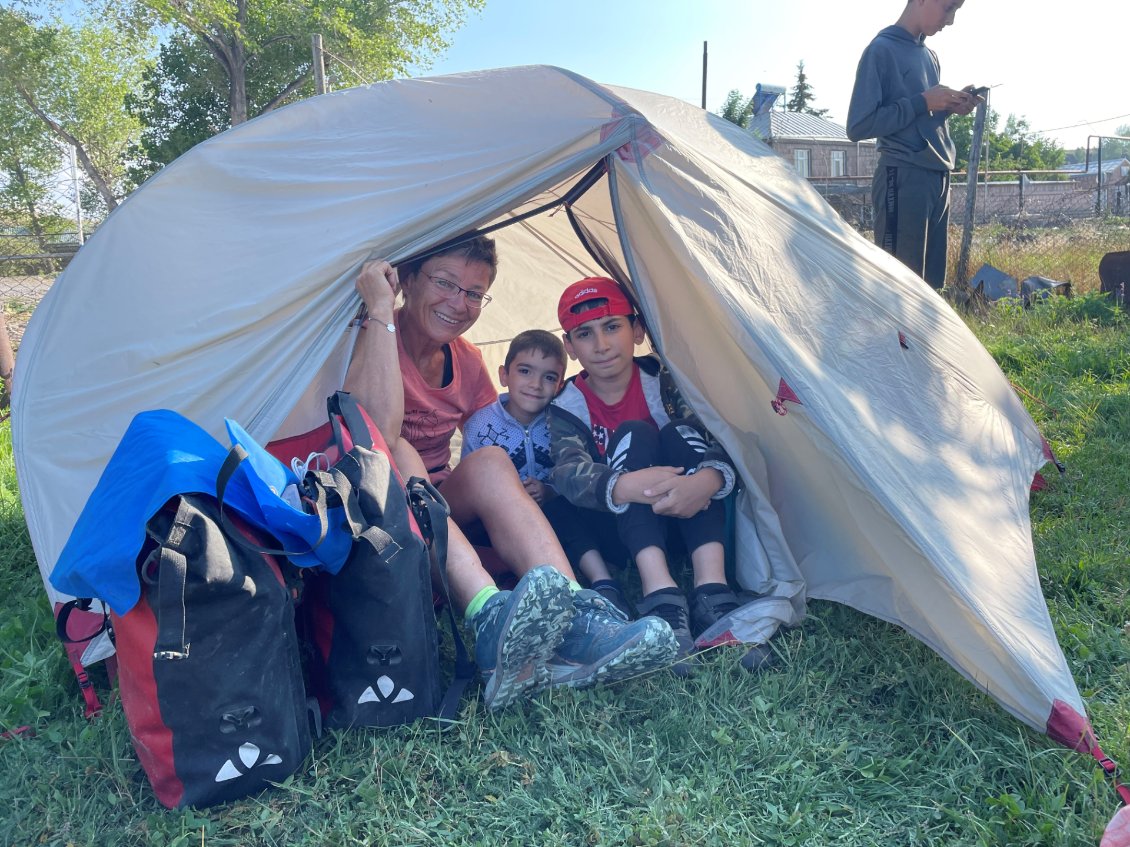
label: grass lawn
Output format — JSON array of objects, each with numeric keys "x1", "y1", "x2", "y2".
[{"x1": 0, "y1": 294, "x2": 1127, "y2": 846}]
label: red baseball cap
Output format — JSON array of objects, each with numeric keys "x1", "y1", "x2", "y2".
[{"x1": 557, "y1": 277, "x2": 634, "y2": 333}]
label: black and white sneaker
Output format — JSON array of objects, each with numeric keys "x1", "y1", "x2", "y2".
[
  {"x1": 590, "y1": 579, "x2": 633, "y2": 619},
  {"x1": 689, "y1": 583, "x2": 744, "y2": 648},
  {"x1": 636, "y1": 589, "x2": 696, "y2": 677}
]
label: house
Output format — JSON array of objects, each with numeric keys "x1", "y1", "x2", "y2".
[
  {"x1": 1056, "y1": 157, "x2": 1130, "y2": 187},
  {"x1": 746, "y1": 111, "x2": 877, "y2": 179}
]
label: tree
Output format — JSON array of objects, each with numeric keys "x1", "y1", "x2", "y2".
[
  {"x1": 950, "y1": 110, "x2": 1066, "y2": 176},
  {"x1": 127, "y1": 30, "x2": 312, "y2": 182},
  {"x1": 718, "y1": 89, "x2": 753, "y2": 128},
  {"x1": 0, "y1": 77, "x2": 65, "y2": 243},
  {"x1": 1064, "y1": 126, "x2": 1130, "y2": 165},
  {"x1": 1097, "y1": 124, "x2": 1130, "y2": 160},
  {"x1": 118, "y1": 0, "x2": 486, "y2": 127},
  {"x1": 785, "y1": 60, "x2": 827, "y2": 118},
  {"x1": 0, "y1": 7, "x2": 151, "y2": 211}
]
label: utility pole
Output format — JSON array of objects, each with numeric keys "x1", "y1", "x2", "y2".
[
  {"x1": 701, "y1": 41, "x2": 707, "y2": 110},
  {"x1": 70, "y1": 144, "x2": 84, "y2": 245},
  {"x1": 312, "y1": 34, "x2": 327, "y2": 95}
]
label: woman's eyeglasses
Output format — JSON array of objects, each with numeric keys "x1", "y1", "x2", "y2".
[{"x1": 425, "y1": 273, "x2": 492, "y2": 309}]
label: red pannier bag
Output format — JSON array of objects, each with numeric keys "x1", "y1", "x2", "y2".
[
  {"x1": 264, "y1": 391, "x2": 473, "y2": 729},
  {"x1": 110, "y1": 496, "x2": 311, "y2": 808}
]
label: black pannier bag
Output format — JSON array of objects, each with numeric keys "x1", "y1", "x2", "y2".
[
  {"x1": 110, "y1": 496, "x2": 311, "y2": 809},
  {"x1": 258, "y1": 391, "x2": 473, "y2": 729}
]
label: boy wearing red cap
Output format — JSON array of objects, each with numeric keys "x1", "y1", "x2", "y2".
[{"x1": 548, "y1": 277, "x2": 744, "y2": 670}]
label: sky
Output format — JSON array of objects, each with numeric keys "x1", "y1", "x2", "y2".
[{"x1": 415, "y1": 0, "x2": 1129, "y2": 152}]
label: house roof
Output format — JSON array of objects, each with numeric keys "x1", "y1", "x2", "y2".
[
  {"x1": 747, "y1": 111, "x2": 870, "y2": 144},
  {"x1": 1056, "y1": 158, "x2": 1130, "y2": 177}
]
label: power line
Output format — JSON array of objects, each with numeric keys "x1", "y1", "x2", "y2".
[{"x1": 1035, "y1": 112, "x2": 1130, "y2": 135}]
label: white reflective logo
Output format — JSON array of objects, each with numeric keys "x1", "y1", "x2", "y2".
[
  {"x1": 215, "y1": 742, "x2": 283, "y2": 782},
  {"x1": 358, "y1": 674, "x2": 415, "y2": 705}
]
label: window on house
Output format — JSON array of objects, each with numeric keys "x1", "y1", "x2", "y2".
[
  {"x1": 831, "y1": 150, "x2": 846, "y2": 177},
  {"x1": 794, "y1": 149, "x2": 811, "y2": 178}
]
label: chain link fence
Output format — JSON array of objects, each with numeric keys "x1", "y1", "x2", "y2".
[
  {"x1": 1, "y1": 154, "x2": 93, "y2": 349},
  {"x1": 4, "y1": 154, "x2": 1128, "y2": 361},
  {"x1": 814, "y1": 169, "x2": 1130, "y2": 295}
]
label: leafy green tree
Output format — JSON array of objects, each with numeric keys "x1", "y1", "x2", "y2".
[
  {"x1": 126, "y1": 31, "x2": 314, "y2": 182},
  {"x1": 1097, "y1": 124, "x2": 1130, "y2": 160},
  {"x1": 950, "y1": 110, "x2": 1065, "y2": 177},
  {"x1": 117, "y1": 0, "x2": 486, "y2": 127},
  {"x1": 785, "y1": 60, "x2": 827, "y2": 118},
  {"x1": 0, "y1": 82, "x2": 64, "y2": 243},
  {"x1": 1064, "y1": 126, "x2": 1130, "y2": 165},
  {"x1": 718, "y1": 89, "x2": 753, "y2": 128},
  {"x1": 0, "y1": 7, "x2": 151, "y2": 211}
]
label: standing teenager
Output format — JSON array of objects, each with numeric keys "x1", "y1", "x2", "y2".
[{"x1": 847, "y1": 0, "x2": 981, "y2": 289}]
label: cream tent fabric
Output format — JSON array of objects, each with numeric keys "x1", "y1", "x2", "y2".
[{"x1": 14, "y1": 65, "x2": 1086, "y2": 744}]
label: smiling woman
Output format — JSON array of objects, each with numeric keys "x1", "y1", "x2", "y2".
[
  {"x1": 349, "y1": 239, "x2": 500, "y2": 479},
  {"x1": 341, "y1": 236, "x2": 677, "y2": 710}
]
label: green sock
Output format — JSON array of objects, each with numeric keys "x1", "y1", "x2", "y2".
[{"x1": 464, "y1": 585, "x2": 500, "y2": 623}]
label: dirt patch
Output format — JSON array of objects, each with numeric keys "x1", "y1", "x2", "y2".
[{"x1": 1, "y1": 276, "x2": 54, "y2": 348}]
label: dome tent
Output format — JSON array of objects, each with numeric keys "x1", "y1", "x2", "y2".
[{"x1": 13, "y1": 65, "x2": 1124, "y2": 835}]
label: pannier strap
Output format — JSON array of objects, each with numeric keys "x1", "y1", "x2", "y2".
[
  {"x1": 54, "y1": 599, "x2": 110, "y2": 717},
  {"x1": 329, "y1": 392, "x2": 373, "y2": 452},
  {"x1": 405, "y1": 476, "x2": 475, "y2": 720},
  {"x1": 55, "y1": 597, "x2": 110, "y2": 644},
  {"x1": 152, "y1": 497, "x2": 193, "y2": 661},
  {"x1": 215, "y1": 443, "x2": 332, "y2": 558}
]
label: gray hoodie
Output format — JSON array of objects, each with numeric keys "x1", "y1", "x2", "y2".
[{"x1": 846, "y1": 25, "x2": 955, "y2": 172}]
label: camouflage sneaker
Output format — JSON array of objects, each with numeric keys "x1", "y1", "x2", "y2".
[
  {"x1": 545, "y1": 589, "x2": 677, "y2": 689},
  {"x1": 471, "y1": 566, "x2": 574, "y2": 710}
]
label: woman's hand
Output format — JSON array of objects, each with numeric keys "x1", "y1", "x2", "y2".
[{"x1": 356, "y1": 259, "x2": 399, "y2": 318}]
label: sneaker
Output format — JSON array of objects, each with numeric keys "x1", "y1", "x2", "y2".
[
  {"x1": 689, "y1": 584, "x2": 743, "y2": 647},
  {"x1": 635, "y1": 589, "x2": 696, "y2": 677},
  {"x1": 590, "y1": 579, "x2": 633, "y2": 619},
  {"x1": 740, "y1": 642, "x2": 780, "y2": 674},
  {"x1": 545, "y1": 589, "x2": 677, "y2": 688},
  {"x1": 471, "y1": 566, "x2": 574, "y2": 710}
]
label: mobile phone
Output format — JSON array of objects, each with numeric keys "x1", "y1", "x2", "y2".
[{"x1": 968, "y1": 86, "x2": 989, "y2": 98}]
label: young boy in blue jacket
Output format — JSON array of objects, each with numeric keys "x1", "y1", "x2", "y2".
[
  {"x1": 462, "y1": 330, "x2": 632, "y2": 616},
  {"x1": 548, "y1": 277, "x2": 746, "y2": 670},
  {"x1": 846, "y1": 0, "x2": 981, "y2": 289}
]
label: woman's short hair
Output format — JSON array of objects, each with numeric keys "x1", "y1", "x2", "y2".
[{"x1": 400, "y1": 235, "x2": 498, "y2": 283}]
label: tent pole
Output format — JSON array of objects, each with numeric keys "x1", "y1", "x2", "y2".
[{"x1": 701, "y1": 41, "x2": 707, "y2": 110}]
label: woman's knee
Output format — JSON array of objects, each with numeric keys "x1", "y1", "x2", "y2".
[
  {"x1": 444, "y1": 447, "x2": 523, "y2": 502},
  {"x1": 458, "y1": 445, "x2": 519, "y2": 477}
]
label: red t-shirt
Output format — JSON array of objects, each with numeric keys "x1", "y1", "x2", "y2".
[
  {"x1": 575, "y1": 364, "x2": 656, "y2": 457},
  {"x1": 398, "y1": 322, "x2": 497, "y2": 481}
]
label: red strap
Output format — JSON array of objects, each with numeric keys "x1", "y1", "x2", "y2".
[
  {"x1": 74, "y1": 665, "x2": 104, "y2": 720},
  {"x1": 1092, "y1": 744, "x2": 1130, "y2": 806}
]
